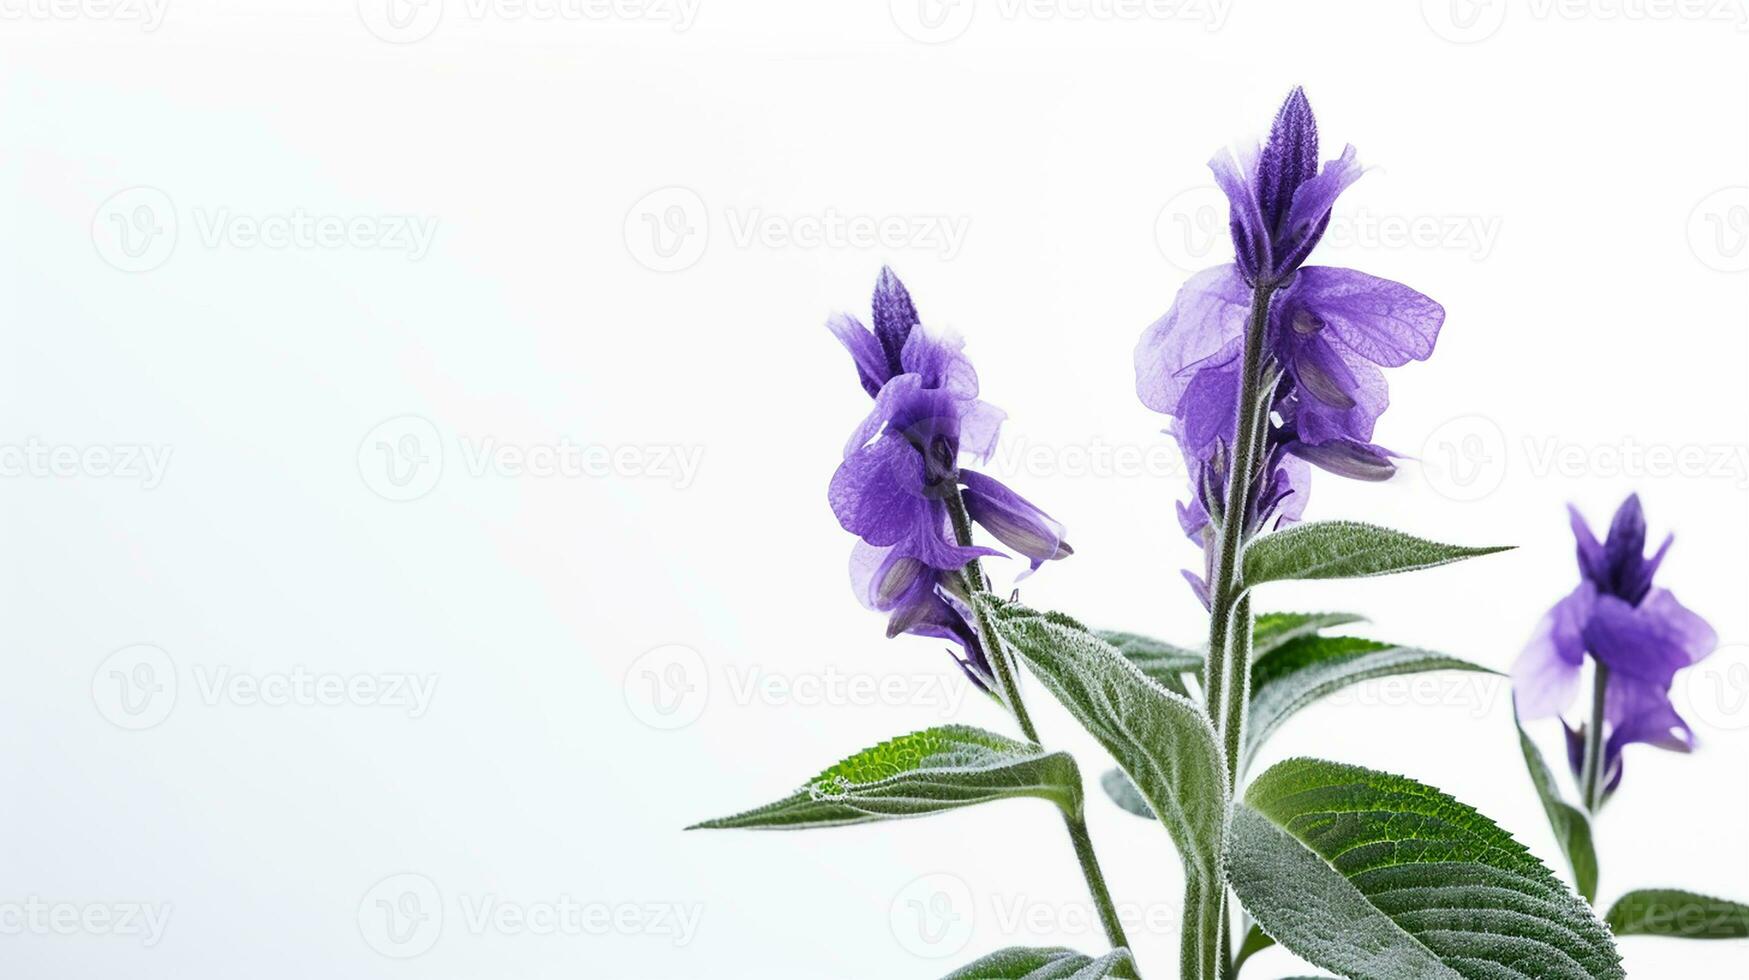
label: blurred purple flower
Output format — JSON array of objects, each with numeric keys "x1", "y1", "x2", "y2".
[
  {"x1": 1134, "y1": 88, "x2": 1444, "y2": 598},
  {"x1": 827, "y1": 268, "x2": 1071, "y2": 685},
  {"x1": 1512, "y1": 495, "x2": 1717, "y2": 797}
]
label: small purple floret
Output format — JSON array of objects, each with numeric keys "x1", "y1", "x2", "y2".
[
  {"x1": 829, "y1": 268, "x2": 1071, "y2": 686},
  {"x1": 1512, "y1": 495, "x2": 1717, "y2": 797}
]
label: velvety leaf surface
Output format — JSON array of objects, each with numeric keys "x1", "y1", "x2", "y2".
[
  {"x1": 1242, "y1": 521, "x2": 1508, "y2": 587},
  {"x1": 689, "y1": 725, "x2": 1079, "y2": 830},
  {"x1": 941, "y1": 946, "x2": 1136, "y2": 979},
  {"x1": 1604, "y1": 889, "x2": 1749, "y2": 939},
  {"x1": 1096, "y1": 629, "x2": 1200, "y2": 696},
  {"x1": 1227, "y1": 757, "x2": 1623, "y2": 980},
  {"x1": 976, "y1": 595, "x2": 1225, "y2": 882},
  {"x1": 1098, "y1": 767, "x2": 1154, "y2": 819}
]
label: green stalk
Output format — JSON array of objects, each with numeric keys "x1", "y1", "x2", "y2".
[
  {"x1": 948, "y1": 485, "x2": 1134, "y2": 963},
  {"x1": 1579, "y1": 663, "x2": 1611, "y2": 813},
  {"x1": 1193, "y1": 284, "x2": 1278, "y2": 979}
]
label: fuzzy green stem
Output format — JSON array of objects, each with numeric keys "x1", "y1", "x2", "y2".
[
  {"x1": 1193, "y1": 284, "x2": 1277, "y2": 980},
  {"x1": 1580, "y1": 663, "x2": 1611, "y2": 813},
  {"x1": 947, "y1": 486, "x2": 1134, "y2": 962}
]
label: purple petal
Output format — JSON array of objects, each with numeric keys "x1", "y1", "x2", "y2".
[
  {"x1": 1290, "y1": 332, "x2": 1361, "y2": 409},
  {"x1": 1605, "y1": 674, "x2": 1696, "y2": 756},
  {"x1": 1135, "y1": 264, "x2": 1251, "y2": 419},
  {"x1": 1182, "y1": 569, "x2": 1212, "y2": 610},
  {"x1": 1287, "y1": 438, "x2": 1396, "y2": 482},
  {"x1": 1275, "y1": 144, "x2": 1363, "y2": 276},
  {"x1": 1511, "y1": 583, "x2": 1596, "y2": 719},
  {"x1": 1210, "y1": 145, "x2": 1268, "y2": 283},
  {"x1": 829, "y1": 435, "x2": 930, "y2": 547},
  {"x1": 1283, "y1": 350, "x2": 1386, "y2": 446},
  {"x1": 1175, "y1": 357, "x2": 1243, "y2": 459},
  {"x1": 1584, "y1": 588, "x2": 1717, "y2": 688},
  {"x1": 1602, "y1": 493, "x2": 1648, "y2": 595},
  {"x1": 827, "y1": 313, "x2": 891, "y2": 398},
  {"x1": 871, "y1": 266, "x2": 917, "y2": 376},
  {"x1": 958, "y1": 400, "x2": 1007, "y2": 465},
  {"x1": 1621, "y1": 533, "x2": 1673, "y2": 607},
  {"x1": 899, "y1": 324, "x2": 980, "y2": 401},
  {"x1": 848, "y1": 540, "x2": 928, "y2": 612},
  {"x1": 960, "y1": 470, "x2": 1071, "y2": 577},
  {"x1": 1568, "y1": 504, "x2": 1609, "y2": 588},
  {"x1": 1290, "y1": 266, "x2": 1444, "y2": 367}
]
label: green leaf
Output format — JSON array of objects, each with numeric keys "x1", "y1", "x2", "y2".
[
  {"x1": 1096, "y1": 629, "x2": 1200, "y2": 696},
  {"x1": 976, "y1": 595, "x2": 1225, "y2": 883},
  {"x1": 1230, "y1": 923, "x2": 1274, "y2": 975},
  {"x1": 977, "y1": 594, "x2": 1226, "y2": 975},
  {"x1": 1513, "y1": 706, "x2": 1599, "y2": 903},
  {"x1": 1604, "y1": 889, "x2": 1749, "y2": 939},
  {"x1": 1227, "y1": 757, "x2": 1623, "y2": 980},
  {"x1": 1241, "y1": 521, "x2": 1510, "y2": 588},
  {"x1": 1244, "y1": 635, "x2": 1496, "y2": 773},
  {"x1": 1251, "y1": 611, "x2": 1367, "y2": 656},
  {"x1": 1099, "y1": 767, "x2": 1154, "y2": 819},
  {"x1": 941, "y1": 946, "x2": 1136, "y2": 979},
  {"x1": 688, "y1": 725, "x2": 1080, "y2": 830}
]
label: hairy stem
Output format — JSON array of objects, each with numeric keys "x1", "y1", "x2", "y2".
[
  {"x1": 947, "y1": 485, "x2": 1134, "y2": 961},
  {"x1": 1194, "y1": 284, "x2": 1277, "y2": 980},
  {"x1": 1580, "y1": 662, "x2": 1611, "y2": 813}
]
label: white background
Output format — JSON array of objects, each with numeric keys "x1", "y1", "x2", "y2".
[{"x1": 2, "y1": 1, "x2": 1746, "y2": 977}]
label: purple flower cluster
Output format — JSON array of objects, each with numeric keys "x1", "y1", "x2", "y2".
[
  {"x1": 827, "y1": 268, "x2": 1071, "y2": 687},
  {"x1": 1512, "y1": 495, "x2": 1717, "y2": 798},
  {"x1": 1134, "y1": 88, "x2": 1445, "y2": 602}
]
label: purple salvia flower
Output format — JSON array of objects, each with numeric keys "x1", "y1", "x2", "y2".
[
  {"x1": 828, "y1": 268, "x2": 1072, "y2": 685},
  {"x1": 1512, "y1": 495, "x2": 1717, "y2": 797},
  {"x1": 1134, "y1": 88, "x2": 1444, "y2": 594}
]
